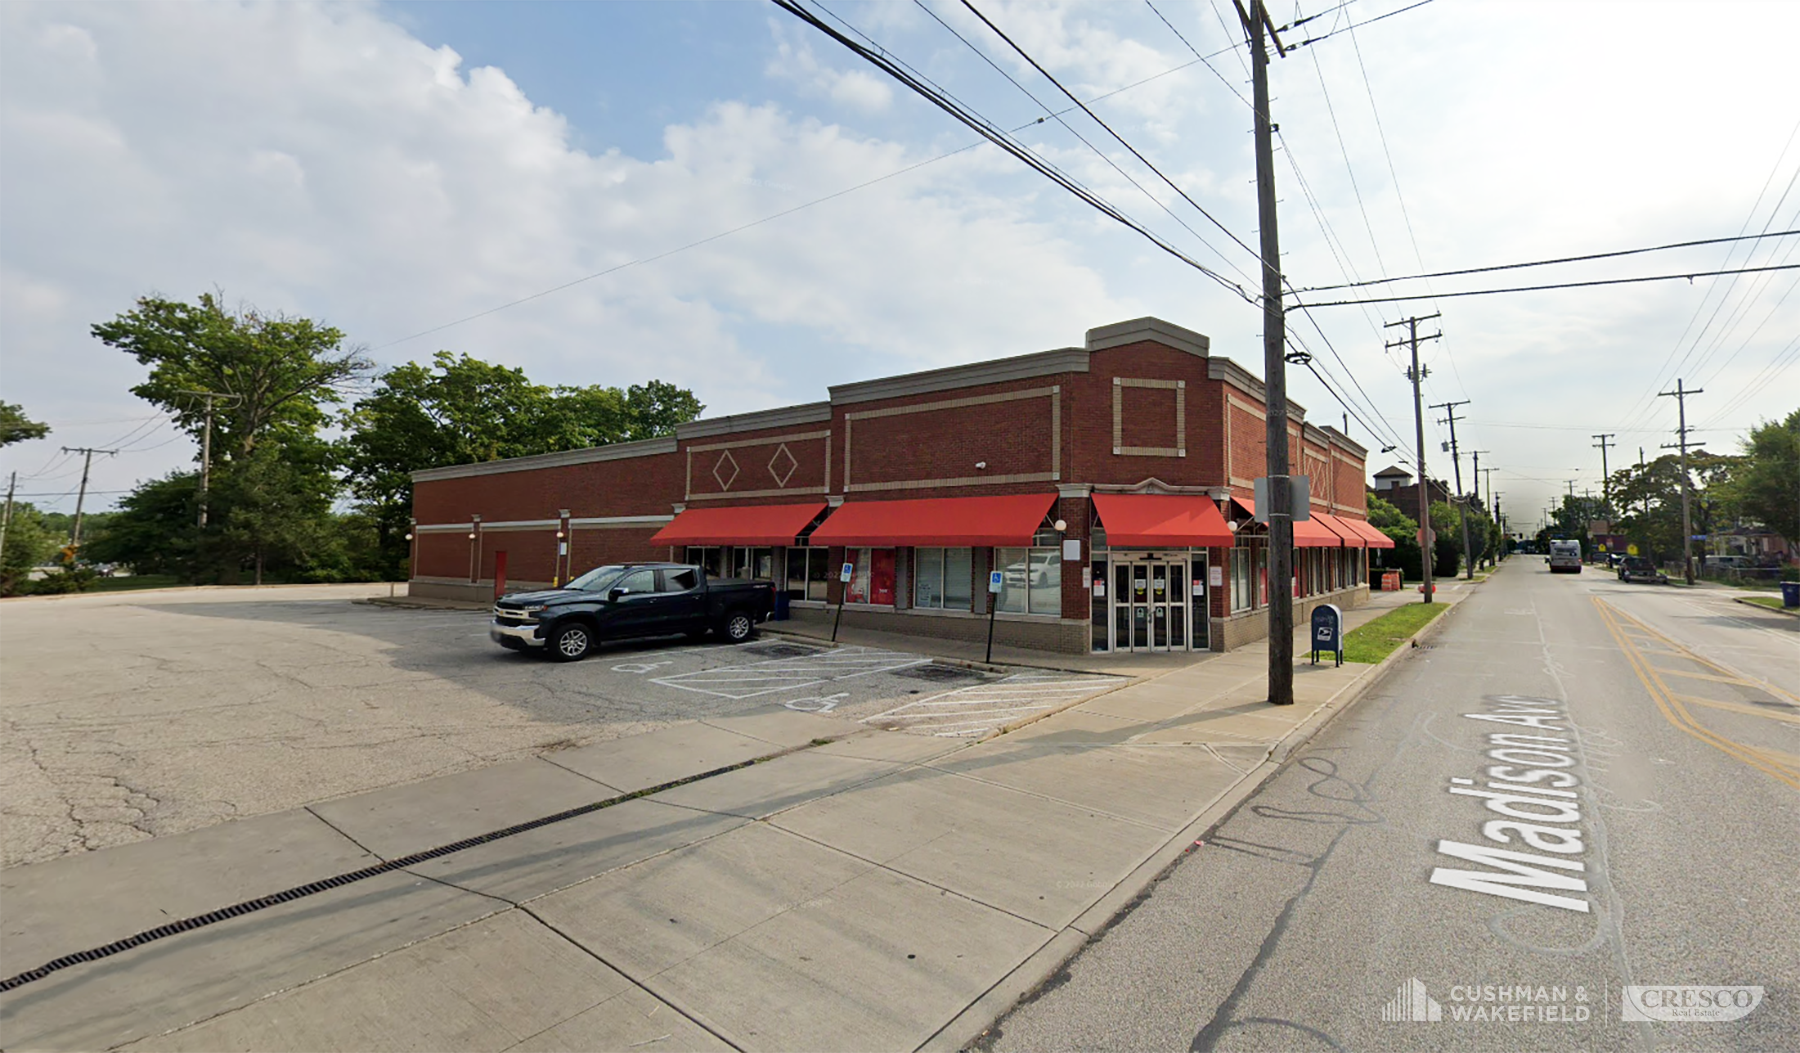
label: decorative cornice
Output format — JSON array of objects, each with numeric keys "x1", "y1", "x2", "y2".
[
  {"x1": 1208, "y1": 357, "x2": 1307, "y2": 420},
  {"x1": 1320, "y1": 425, "x2": 1368, "y2": 458},
  {"x1": 674, "y1": 402, "x2": 832, "y2": 440},
  {"x1": 1085, "y1": 317, "x2": 1210, "y2": 357},
  {"x1": 828, "y1": 347, "x2": 1088, "y2": 406},
  {"x1": 410, "y1": 436, "x2": 678, "y2": 482}
]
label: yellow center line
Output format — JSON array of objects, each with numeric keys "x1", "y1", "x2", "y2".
[
  {"x1": 1650, "y1": 667, "x2": 1778, "y2": 688},
  {"x1": 1593, "y1": 597, "x2": 1800, "y2": 791},
  {"x1": 1668, "y1": 694, "x2": 1800, "y2": 727}
]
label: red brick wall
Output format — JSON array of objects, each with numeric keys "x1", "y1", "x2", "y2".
[
  {"x1": 414, "y1": 452, "x2": 683, "y2": 525},
  {"x1": 1070, "y1": 343, "x2": 1214, "y2": 488},
  {"x1": 838, "y1": 376, "x2": 1065, "y2": 498},
  {"x1": 682, "y1": 423, "x2": 830, "y2": 504}
]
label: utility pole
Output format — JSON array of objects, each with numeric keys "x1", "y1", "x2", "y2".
[
  {"x1": 1386, "y1": 314, "x2": 1440, "y2": 603},
  {"x1": 0, "y1": 471, "x2": 15, "y2": 566},
  {"x1": 60, "y1": 446, "x2": 119, "y2": 553},
  {"x1": 1659, "y1": 379, "x2": 1703, "y2": 585},
  {"x1": 1237, "y1": 0, "x2": 1294, "y2": 705},
  {"x1": 175, "y1": 389, "x2": 237, "y2": 529},
  {"x1": 1592, "y1": 433, "x2": 1616, "y2": 510},
  {"x1": 1431, "y1": 399, "x2": 1475, "y2": 580}
]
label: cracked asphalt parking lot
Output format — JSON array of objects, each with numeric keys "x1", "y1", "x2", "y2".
[{"x1": 0, "y1": 585, "x2": 1118, "y2": 868}]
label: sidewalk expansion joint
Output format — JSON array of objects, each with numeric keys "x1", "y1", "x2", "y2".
[
  {"x1": 0, "y1": 743, "x2": 829, "y2": 994},
  {"x1": 514, "y1": 905, "x2": 747, "y2": 1053}
]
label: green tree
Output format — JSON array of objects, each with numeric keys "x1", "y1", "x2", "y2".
[
  {"x1": 89, "y1": 294, "x2": 371, "y2": 582},
  {"x1": 1609, "y1": 450, "x2": 1738, "y2": 563},
  {"x1": 1728, "y1": 410, "x2": 1799, "y2": 547},
  {"x1": 92, "y1": 293, "x2": 372, "y2": 456},
  {"x1": 1, "y1": 402, "x2": 50, "y2": 447},
  {"x1": 338, "y1": 352, "x2": 703, "y2": 579},
  {"x1": 83, "y1": 473, "x2": 201, "y2": 578},
  {"x1": 0, "y1": 502, "x2": 57, "y2": 595}
]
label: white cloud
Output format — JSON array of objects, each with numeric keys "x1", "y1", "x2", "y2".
[
  {"x1": 0, "y1": 1, "x2": 1128, "y2": 507},
  {"x1": 765, "y1": 27, "x2": 894, "y2": 113}
]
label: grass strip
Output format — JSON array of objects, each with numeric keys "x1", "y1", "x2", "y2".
[
  {"x1": 1342, "y1": 601, "x2": 1450, "y2": 664},
  {"x1": 1741, "y1": 595, "x2": 1789, "y2": 610}
]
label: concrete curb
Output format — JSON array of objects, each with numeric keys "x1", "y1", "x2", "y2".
[
  {"x1": 1733, "y1": 595, "x2": 1800, "y2": 618},
  {"x1": 920, "y1": 599, "x2": 1463, "y2": 1053}
]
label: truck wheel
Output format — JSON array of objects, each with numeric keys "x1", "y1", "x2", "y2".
[
  {"x1": 550, "y1": 622, "x2": 594, "y2": 661},
  {"x1": 720, "y1": 611, "x2": 755, "y2": 643}
]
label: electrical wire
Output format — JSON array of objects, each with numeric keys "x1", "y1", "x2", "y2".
[
  {"x1": 913, "y1": 0, "x2": 1258, "y2": 286},
  {"x1": 1283, "y1": 0, "x2": 1437, "y2": 52},
  {"x1": 1289, "y1": 230, "x2": 1800, "y2": 294},
  {"x1": 374, "y1": 9, "x2": 1257, "y2": 352},
  {"x1": 1291, "y1": 263, "x2": 1800, "y2": 308},
  {"x1": 1142, "y1": 0, "x2": 1415, "y2": 456},
  {"x1": 770, "y1": 0, "x2": 1256, "y2": 302},
  {"x1": 957, "y1": 0, "x2": 1265, "y2": 274}
]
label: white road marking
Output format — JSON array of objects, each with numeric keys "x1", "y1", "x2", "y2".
[
  {"x1": 650, "y1": 646, "x2": 933, "y2": 700},
  {"x1": 862, "y1": 674, "x2": 1114, "y2": 736}
]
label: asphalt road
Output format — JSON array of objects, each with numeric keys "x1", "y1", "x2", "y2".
[
  {"x1": 0, "y1": 586, "x2": 1114, "y2": 869},
  {"x1": 983, "y1": 560, "x2": 1799, "y2": 1052}
]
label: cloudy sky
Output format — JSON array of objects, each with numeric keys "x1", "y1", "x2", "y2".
[{"x1": 3, "y1": 0, "x2": 1796, "y2": 528}]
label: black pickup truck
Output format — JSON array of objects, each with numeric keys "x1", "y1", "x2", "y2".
[{"x1": 489, "y1": 562, "x2": 776, "y2": 661}]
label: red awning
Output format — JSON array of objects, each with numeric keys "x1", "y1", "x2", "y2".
[
  {"x1": 1313, "y1": 512, "x2": 1366, "y2": 548},
  {"x1": 1230, "y1": 495, "x2": 1340, "y2": 548},
  {"x1": 808, "y1": 493, "x2": 1057, "y2": 547},
  {"x1": 649, "y1": 502, "x2": 827, "y2": 547},
  {"x1": 1092, "y1": 494, "x2": 1234, "y2": 548},
  {"x1": 1342, "y1": 516, "x2": 1397, "y2": 549}
]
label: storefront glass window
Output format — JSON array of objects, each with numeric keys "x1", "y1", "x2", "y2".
[
  {"x1": 915, "y1": 548, "x2": 943, "y2": 608},
  {"x1": 996, "y1": 547, "x2": 1060, "y2": 615},
  {"x1": 914, "y1": 547, "x2": 973, "y2": 610},
  {"x1": 943, "y1": 547, "x2": 972, "y2": 609},
  {"x1": 787, "y1": 548, "x2": 832, "y2": 601},
  {"x1": 846, "y1": 548, "x2": 896, "y2": 605}
]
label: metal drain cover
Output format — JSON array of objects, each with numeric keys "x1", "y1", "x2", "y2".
[
  {"x1": 894, "y1": 664, "x2": 985, "y2": 683},
  {"x1": 741, "y1": 643, "x2": 821, "y2": 659}
]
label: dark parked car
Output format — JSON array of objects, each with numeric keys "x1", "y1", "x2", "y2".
[
  {"x1": 489, "y1": 563, "x2": 776, "y2": 661},
  {"x1": 1618, "y1": 556, "x2": 1668, "y2": 585}
]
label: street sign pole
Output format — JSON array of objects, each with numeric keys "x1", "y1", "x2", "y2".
[
  {"x1": 985, "y1": 569, "x2": 1004, "y2": 663},
  {"x1": 831, "y1": 561, "x2": 853, "y2": 642}
]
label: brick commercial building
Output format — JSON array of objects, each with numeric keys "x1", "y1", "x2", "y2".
[{"x1": 409, "y1": 318, "x2": 1391, "y2": 655}]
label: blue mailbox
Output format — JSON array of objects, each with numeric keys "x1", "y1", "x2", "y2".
[{"x1": 1311, "y1": 603, "x2": 1343, "y2": 666}]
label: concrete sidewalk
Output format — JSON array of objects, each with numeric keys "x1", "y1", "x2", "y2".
[{"x1": 1, "y1": 588, "x2": 1470, "y2": 1053}]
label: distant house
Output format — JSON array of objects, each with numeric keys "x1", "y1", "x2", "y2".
[{"x1": 1368, "y1": 465, "x2": 1451, "y2": 515}]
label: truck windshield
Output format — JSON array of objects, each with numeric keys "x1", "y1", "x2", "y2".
[{"x1": 566, "y1": 565, "x2": 628, "y2": 592}]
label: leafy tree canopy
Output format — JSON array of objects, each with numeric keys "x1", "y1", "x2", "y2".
[
  {"x1": 1724, "y1": 409, "x2": 1799, "y2": 546},
  {"x1": 336, "y1": 352, "x2": 703, "y2": 581},
  {"x1": 0, "y1": 402, "x2": 50, "y2": 447},
  {"x1": 91, "y1": 292, "x2": 372, "y2": 456}
]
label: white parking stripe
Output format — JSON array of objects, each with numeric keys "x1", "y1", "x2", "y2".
[
  {"x1": 861, "y1": 672, "x2": 1117, "y2": 736},
  {"x1": 650, "y1": 646, "x2": 936, "y2": 700}
]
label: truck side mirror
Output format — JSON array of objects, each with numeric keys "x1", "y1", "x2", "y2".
[{"x1": 608, "y1": 587, "x2": 626, "y2": 602}]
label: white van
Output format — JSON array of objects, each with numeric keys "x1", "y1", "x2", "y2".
[{"x1": 1548, "y1": 539, "x2": 1582, "y2": 574}]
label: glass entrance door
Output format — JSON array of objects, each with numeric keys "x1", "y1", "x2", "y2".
[{"x1": 1111, "y1": 556, "x2": 1190, "y2": 652}]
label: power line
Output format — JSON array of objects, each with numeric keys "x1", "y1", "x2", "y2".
[
  {"x1": 769, "y1": 0, "x2": 1257, "y2": 302},
  {"x1": 1290, "y1": 230, "x2": 1800, "y2": 294},
  {"x1": 1615, "y1": 116, "x2": 1800, "y2": 434},
  {"x1": 1283, "y1": 0, "x2": 1438, "y2": 51},
  {"x1": 956, "y1": 0, "x2": 1265, "y2": 274},
  {"x1": 915, "y1": 0, "x2": 1258, "y2": 287},
  {"x1": 1292, "y1": 262, "x2": 1800, "y2": 308},
  {"x1": 1139, "y1": 1, "x2": 1414, "y2": 456}
]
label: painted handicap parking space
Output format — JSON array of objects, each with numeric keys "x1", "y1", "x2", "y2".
[
  {"x1": 858, "y1": 673, "x2": 1123, "y2": 738},
  {"x1": 596, "y1": 639, "x2": 1120, "y2": 736},
  {"x1": 649, "y1": 646, "x2": 934, "y2": 700}
]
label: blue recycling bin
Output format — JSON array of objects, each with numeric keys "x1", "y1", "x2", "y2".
[
  {"x1": 1781, "y1": 582, "x2": 1800, "y2": 609},
  {"x1": 772, "y1": 590, "x2": 791, "y2": 621}
]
